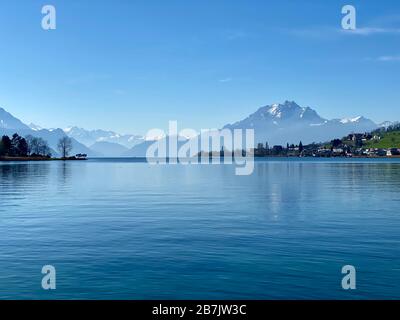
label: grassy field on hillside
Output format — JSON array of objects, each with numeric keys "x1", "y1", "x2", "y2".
[{"x1": 365, "y1": 131, "x2": 400, "y2": 149}]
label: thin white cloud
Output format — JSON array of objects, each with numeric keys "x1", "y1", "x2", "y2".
[
  {"x1": 377, "y1": 55, "x2": 400, "y2": 62},
  {"x1": 287, "y1": 26, "x2": 400, "y2": 38},
  {"x1": 218, "y1": 78, "x2": 232, "y2": 83},
  {"x1": 285, "y1": 26, "x2": 337, "y2": 38},
  {"x1": 342, "y1": 27, "x2": 400, "y2": 36}
]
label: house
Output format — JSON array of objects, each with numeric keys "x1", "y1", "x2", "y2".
[
  {"x1": 376, "y1": 149, "x2": 387, "y2": 156},
  {"x1": 316, "y1": 148, "x2": 332, "y2": 157},
  {"x1": 387, "y1": 148, "x2": 400, "y2": 156},
  {"x1": 347, "y1": 133, "x2": 364, "y2": 141},
  {"x1": 332, "y1": 148, "x2": 344, "y2": 154},
  {"x1": 347, "y1": 133, "x2": 373, "y2": 144},
  {"x1": 362, "y1": 133, "x2": 373, "y2": 142}
]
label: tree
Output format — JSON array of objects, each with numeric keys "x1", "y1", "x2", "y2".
[
  {"x1": 272, "y1": 145, "x2": 283, "y2": 155},
  {"x1": 10, "y1": 133, "x2": 28, "y2": 156},
  {"x1": 10, "y1": 133, "x2": 19, "y2": 156},
  {"x1": 331, "y1": 139, "x2": 342, "y2": 148},
  {"x1": 37, "y1": 138, "x2": 50, "y2": 156},
  {"x1": 299, "y1": 141, "x2": 304, "y2": 153},
  {"x1": 18, "y1": 138, "x2": 29, "y2": 156},
  {"x1": 0, "y1": 134, "x2": 35, "y2": 157},
  {"x1": 256, "y1": 143, "x2": 265, "y2": 157},
  {"x1": 1, "y1": 135, "x2": 12, "y2": 156},
  {"x1": 25, "y1": 135, "x2": 51, "y2": 156},
  {"x1": 58, "y1": 137, "x2": 73, "y2": 158},
  {"x1": 0, "y1": 139, "x2": 4, "y2": 156},
  {"x1": 25, "y1": 135, "x2": 35, "y2": 155}
]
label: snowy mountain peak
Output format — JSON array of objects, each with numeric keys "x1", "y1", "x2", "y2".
[
  {"x1": 29, "y1": 123, "x2": 43, "y2": 131},
  {"x1": 266, "y1": 101, "x2": 301, "y2": 117},
  {"x1": 250, "y1": 101, "x2": 325, "y2": 124},
  {"x1": 340, "y1": 116, "x2": 364, "y2": 124},
  {"x1": 223, "y1": 101, "x2": 381, "y2": 145},
  {"x1": 63, "y1": 126, "x2": 144, "y2": 148}
]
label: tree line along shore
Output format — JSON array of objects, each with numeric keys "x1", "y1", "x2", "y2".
[{"x1": 0, "y1": 133, "x2": 87, "y2": 161}]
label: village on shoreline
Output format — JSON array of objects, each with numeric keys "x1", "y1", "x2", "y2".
[{"x1": 201, "y1": 123, "x2": 400, "y2": 159}]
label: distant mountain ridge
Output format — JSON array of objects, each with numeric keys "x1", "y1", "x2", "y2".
[
  {"x1": 64, "y1": 126, "x2": 144, "y2": 149},
  {"x1": 0, "y1": 107, "x2": 98, "y2": 157},
  {"x1": 223, "y1": 101, "x2": 380, "y2": 145}
]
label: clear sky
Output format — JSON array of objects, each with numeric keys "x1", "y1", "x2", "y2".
[{"x1": 0, "y1": 0, "x2": 400, "y2": 134}]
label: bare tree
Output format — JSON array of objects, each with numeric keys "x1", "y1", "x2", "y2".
[
  {"x1": 58, "y1": 137, "x2": 73, "y2": 158},
  {"x1": 25, "y1": 135, "x2": 51, "y2": 156}
]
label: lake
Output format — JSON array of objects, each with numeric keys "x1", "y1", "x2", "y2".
[{"x1": 0, "y1": 158, "x2": 399, "y2": 299}]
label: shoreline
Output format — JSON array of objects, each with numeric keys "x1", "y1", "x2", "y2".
[
  {"x1": 255, "y1": 155, "x2": 400, "y2": 159},
  {"x1": 2, "y1": 155, "x2": 400, "y2": 162},
  {"x1": 0, "y1": 156, "x2": 87, "y2": 162}
]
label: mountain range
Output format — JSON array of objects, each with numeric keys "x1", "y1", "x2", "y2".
[
  {"x1": 63, "y1": 126, "x2": 144, "y2": 149},
  {"x1": 0, "y1": 107, "x2": 97, "y2": 157},
  {"x1": 223, "y1": 100, "x2": 383, "y2": 146},
  {"x1": 1, "y1": 102, "x2": 396, "y2": 157}
]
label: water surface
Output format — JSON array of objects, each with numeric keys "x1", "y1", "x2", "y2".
[{"x1": 0, "y1": 158, "x2": 399, "y2": 299}]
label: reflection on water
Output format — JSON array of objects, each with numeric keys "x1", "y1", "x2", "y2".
[
  {"x1": 0, "y1": 162, "x2": 50, "y2": 183},
  {"x1": 0, "y1": 158, "x2": 400, "y2": 299},
  {"x1": 57, "y1": 161, "x2": 72, "y2": 186}
]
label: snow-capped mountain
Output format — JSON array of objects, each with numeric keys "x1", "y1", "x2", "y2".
[
  {"x1": 223, "y1": 101, "x2": 379, "y2": 145},
  {"x1": 378, "y1": 121, "x2": 399, "y2": 128},
  {"x1": 28, "y1": 123, "x2": 43, "y2": 131},
  {"x1": 0, "y1": 107, "x2": 98, "y2": 157},
  {"x1": 122, "y1": 100, "x2": 390, "y2": 157},
  {"x1": 64, "y1": 126, "x2": 144, "y2": 148}
]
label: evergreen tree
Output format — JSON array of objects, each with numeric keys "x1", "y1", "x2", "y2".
[
  {"x1": 1, "y1": 135, "x2": 12, "y2": 156},
  {"x1": 299, "y1": 141, "x2": 304, "y2": 153},
  {"x1": 11, "y1": 133, "x2": 28, "y2": 156},
  {"x1": 17, "y1": 138, "x2": 29, "y2": 156}
]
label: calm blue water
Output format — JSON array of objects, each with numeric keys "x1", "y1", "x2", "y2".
[{"x1": 0, "y1": 158, "x2": 399, "y2": 299}]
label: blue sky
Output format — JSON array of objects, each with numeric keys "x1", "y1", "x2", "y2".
[{"x1": 0, "y1": 0, "x2": 400, "y2": 134}]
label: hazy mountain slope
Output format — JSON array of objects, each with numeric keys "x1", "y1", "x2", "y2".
[
  {"x1": 90, "y1": 141, "x2": 129, "y2": 157},
  {"x1": 123, "y1": 137, "x2": 192, "y2": 157},
  {"x1": 0, "y1": 107, "x2": 31, "y2": 130}
]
